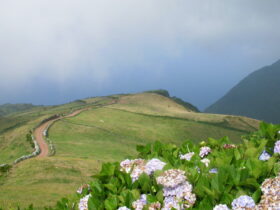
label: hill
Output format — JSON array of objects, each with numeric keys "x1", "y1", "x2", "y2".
[
  {"x1": 0, "y1": 103, "x2": 38, "y2": 116},
  {"x1": 145, "y1": 89, "x2": 200, "y2": 112},
  {"x1": 206, "y1": 59, "x2": 280, "y2": 123},
  {"x1": 0, "y1": 91, "x2": 260, "y2": 208}
]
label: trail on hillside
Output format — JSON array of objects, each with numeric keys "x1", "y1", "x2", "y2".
[{"x1": 34, "y1": 109, "x2": 88, "y2": 158}]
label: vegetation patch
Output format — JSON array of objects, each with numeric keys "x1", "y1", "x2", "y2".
[{"x1": 48, "y1": 122, "x2": 280, "y2": 209}]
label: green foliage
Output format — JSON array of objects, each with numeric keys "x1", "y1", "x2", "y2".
[
  {"x1": 0, "y1": 164, "x2": 11, "y2": 174},
  {"x1": 48, "y1": 122, "x2": 280, "y2": 209},
  {"x1": 26, "y1": 131, "x2": 35, "y2": 149}
]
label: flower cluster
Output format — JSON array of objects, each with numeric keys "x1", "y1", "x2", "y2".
[
  {"x1": 213, "y1": 204, "x2": 230, "y2": 210},
  {"x1": 132, "y1": 195, "x2": 161, "y2": 210},
  {"x1": 256, "y1": 176, "x2": 280, "y2": 209},
  {"x1": 120, "y1": 159, "x2": 145, "y2": 173},
  {"x1": 156, "y1": 169, "x2": 186, "y2": 188},
  {"x1": 273, "y1": 140, "x2": 280, "y2": 154},
  {"x1": 231, "y1": 195, "x2": 255, "y2": 209},
  {"x1": 120, "y1": 158, "x2": 166, "y2": 182},
  {"x1": 201, "y1": 158, "x2": 210, "y2": 167},
  {"x1": 78, "y1": 194, "x2": 91, "y2": 210},
  {"x1": 76, "y1": 184, "x2": 90, "y2": 194},
  {"x1": 209, "y1": 168, "x2": 218, "y2": 174},
  {"x1": 199, "y1": 146, "x2": 211, "y2": 158},
  {"x1": 132, "y1": 194, "x2": 147, "y2": 210},
  {"x1": 156, "y1": 169, "x2": 196, "y2": 209},
  {"x1": 149, "y1": 202, "x2": 161, "y2": 210},
  {"x1": 223, "y1": 144, "x2": 236, "y2": 149},
  {"x1": 180, "y1": 152, "x2": 195, "y2": 161},
  {"x1": 145, "y1": 158, "x2": 167, "y2": 175},
  {"x1": 258, "y1": 150, "x2": 271, "y2": 161},
  {"x1": 118, "y1": 207, "x2": 130, "y2": 210}
]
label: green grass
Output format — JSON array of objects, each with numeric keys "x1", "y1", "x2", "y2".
[
  {"x1": 0, "y1": 93, "x2": 260, "y2": 209},
  {"x1": 0, "y1": 98, "x2": 112, "y2": 164},
  {"x1": 50, "y1": 108, "x2": 248, "y2": 162},
  {"x1": 0, "y1": 157, "x2": 100, "y2": 209}
]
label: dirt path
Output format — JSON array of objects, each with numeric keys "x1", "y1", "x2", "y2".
[{"x1": 34, "y1": 108, "x2": 89, "y2": 158}]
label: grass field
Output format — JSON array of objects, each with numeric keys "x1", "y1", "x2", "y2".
[
  {"x1": 0, "y1": 92, "x2": 260, "y2": 209},
  {"x1": 51, "y1": 107, "x2": 249, "y2": 162}
]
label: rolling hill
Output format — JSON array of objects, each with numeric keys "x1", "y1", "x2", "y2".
[
  {"x1": 0, "y1": 104, "x2": 39, "y2": 116},
  {"x1": 206, "y1": 59, "x2": 280, "y2": 123},
  {"x1": 0, "y1": 91, "x2": 260, "y2": 208}
]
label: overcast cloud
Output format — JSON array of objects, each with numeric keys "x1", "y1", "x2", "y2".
[{"x1": 0, "y1": 0, "x2": 280, "y2": 109}]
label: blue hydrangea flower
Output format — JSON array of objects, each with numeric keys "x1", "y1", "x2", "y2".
[
  {"x1": 274, "y1": 140, "x2": 280, "y2": 154},
  {"x1": 259, "y1": 150, "x2": 271, "y2": 161},
  {"x1": 231, "y1": 195, "x2": 255, "y2": 209}
]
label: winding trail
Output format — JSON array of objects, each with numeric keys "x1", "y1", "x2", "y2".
[{"x1": 34, "y1": 108, "x2": 89, "y2": 158}]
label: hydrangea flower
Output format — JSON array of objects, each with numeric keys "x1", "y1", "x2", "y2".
[
  {"x1": 257, "y1": 176, "x2": 280, "y2": 209},
  {"x1": 130, "y1": 163, "x2": 146, "y2": 182},
  {"x1": 156, "y1": 169, "x2": 186, "y2": 188},
  {"x1": 118, "y1": 207, "x2": 131, "y2": 210},
  {"x1": 132, "y1": 194, "x2": 147, "y2": 210},
  {"x1": 260, "y1": 176, "x2": 280, "y2": 196},
  {"x1": 144, "y1": 158, "x2": 166, "y2": 175},
  {"x1": 223, "y1": 144, "x2": 236, "y2": 149},
  {"x1": 120, "y1": 159, "x2": 145, "y2": 173},
  {"x1": 199, "y1": 146, "x2": 211, "y2": 158},
  {"x1": 231, "y1": 195, "x2": 255, "y2": 209},
  {"x1": 78, "y1": 194, "x2": 91, "y2": 210},
  {"x1": 274, "y1": 140, "x2": 280, "y2": 154},
  {"x1": 157, "y1": 169, "x2": 196, "y2": 209},
  {"x1": 163, "y1": 181, "x2": 193, "y2": 197},
  {"x1": 149, "y1": 202, "x2": 161, "y2": 210},
  {"x1": 120, "y1": 158, "x2": 166, "y2": 182},
  {"x1": 162, "y1": 194, "x2": 196, "y2": 209},
  {"x1": 209, "y1": 168, "x2": 218, "y2": 174},
  {"x1": 162, "y1": 196, "x2": 181, "y2": 210},
  {"x1": 213, "y1": 204, "x2": 230, "y2": 210},
  {"x1": 259, "y1": 150, "x2": 271, "y2": 161},
  {"x1": 201, "y1": 158, "x2": 210, "y2": 167},
  {"x1": 180, "y1": 152, "x2": 195, "y2": 161},
  {"x1": 76, "y1": 184, "x2": 90, "y2": 194}
]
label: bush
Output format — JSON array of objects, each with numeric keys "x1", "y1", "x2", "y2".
[{"x1": 26, "y1": 131, "x2": 35, "y2": 148}]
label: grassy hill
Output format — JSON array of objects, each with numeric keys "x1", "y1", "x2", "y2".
[
  {"x1": 0, "y1": 92, "x2": 260, "y2": 208},
  {"x1": 0, "y1": 103, "x2": 39, "y2": 116},
  {"x1": 206, "y1": 59, "x2": 280, "y2": 124}
]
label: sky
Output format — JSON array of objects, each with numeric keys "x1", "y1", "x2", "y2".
[{"x1": 0, "y1": 0, "x2": 280, "y2": 110}]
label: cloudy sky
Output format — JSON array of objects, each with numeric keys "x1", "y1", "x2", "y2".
[{"x1": 0, "y1": 0, "x2": 280, "y2": 110}]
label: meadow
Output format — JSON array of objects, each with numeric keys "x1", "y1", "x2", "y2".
[{"x1": 0, "y1": 92, "x2": 260, "y2": 208}]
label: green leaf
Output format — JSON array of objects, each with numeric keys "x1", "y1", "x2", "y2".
[
  {"x1": 104, "y1": 195, "x2": 118, "y2": 210},
  {"x1": 137, "y1": 173, "x2": 152, "y2": 193},
  {"x1": 100, "y1": 163, "x2": 116, "y2": 177}
]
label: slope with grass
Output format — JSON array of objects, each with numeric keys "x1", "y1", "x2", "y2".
[
  {"x1": 0, "y1": 92, "x2": 260, "y2": 208},
  {"x1": 206, "y1": 59, "x2": 280, "y2": 123}
]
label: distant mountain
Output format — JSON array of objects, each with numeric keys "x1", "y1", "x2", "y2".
[
  {"x1": 0, "y1": 103, "x2": 38, "y2": 116},
  {"x1": 206, "y1": 59, "x2": 280, "y2": 123}
]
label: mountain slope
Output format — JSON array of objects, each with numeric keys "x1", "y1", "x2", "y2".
[
  {"x1": 0, "y1": 104, "x2": 38, "y2": 116},
  {"x1": 206, "y1": 59, "x2": 280, "y2": 123},
  {"x1": 0, "y1": 91, "x2": 260, "y2": 208}
]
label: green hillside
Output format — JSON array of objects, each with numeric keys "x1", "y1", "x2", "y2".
[
  {"x1": 206, "y1": 59, "x2": 280, "y2": 123},
  {"x1": 0, "y1": 92, "x2": 260, "y2": 208},
  {"x1": 0, "y1": 104, "x2": 39, "y2": 116}
]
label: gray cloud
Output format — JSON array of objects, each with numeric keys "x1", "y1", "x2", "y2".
[{"x1": 0, "y1": 0, "x2": 280, "y2": 109}]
